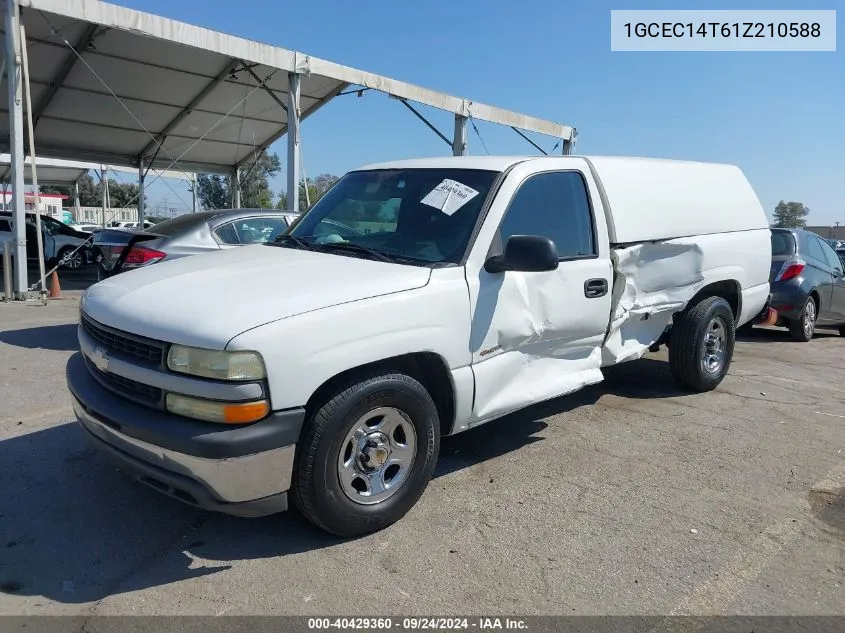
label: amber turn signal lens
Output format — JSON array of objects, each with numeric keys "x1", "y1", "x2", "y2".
[
  {"x1": 222, "y1": 401, "x2": 270, "y2": 424},
  {"x1": 165, "y1": 394, "x2": 269, "y2": 424}
]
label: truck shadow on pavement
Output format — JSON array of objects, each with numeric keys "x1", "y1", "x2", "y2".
[
  {"x1": 0, "y1": 357, "x2": 689, "y2": 606},
  {"x1": 0, "y1": 323, "x2": 79, "y2": 352}
]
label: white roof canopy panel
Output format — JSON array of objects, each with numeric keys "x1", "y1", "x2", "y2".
[
  {"x1": 0, "y1": 0, "x2": 575, "y2": 174},
  {"x1": 0, "y1": 153, "x2": 90, "y2": 185},
  {"x1": 0, "y1": 153, "x2": 192, "y2": 185}
]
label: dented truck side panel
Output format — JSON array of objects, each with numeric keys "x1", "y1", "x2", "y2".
[{"x1": 463, "y1": 158, "x2": 614, "y2": 425}]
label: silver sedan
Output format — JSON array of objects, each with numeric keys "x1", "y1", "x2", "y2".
[{"x1": 93, "y1": 208, "x2": 300, "y2": 278}]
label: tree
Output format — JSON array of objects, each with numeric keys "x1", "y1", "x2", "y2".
[
  {"x1": 40, "y1": 174, "x2": 98, "y2": 206},
  {"x1": 40, "y1": 173, "x2": 144, "y2": 208},
  {"x1": 196, "y1": 174, "x2": 229, "y2": 210},
  {"x1": 773, "y1": 201, "x2": 809, "y2": 228},
  {"x1": 101, "y1": 180, "x2": 143, "y2": 207},
  {"x1": 276, "y1": 173, "x2": 339, "y2": 211},
  {"x1": 196, "y1": 150, "x2": 282, "y2": 210}
]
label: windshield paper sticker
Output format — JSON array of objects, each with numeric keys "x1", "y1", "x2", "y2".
[{"x1": 420, "y1": 179, "x2": 480, "y2": 216}]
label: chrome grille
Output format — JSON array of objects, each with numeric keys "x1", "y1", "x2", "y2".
[
  {"x1": 85, "y1": 358, "x2": 163, "y2": 407},
  {"x1": 80, "y1": 313, "x2": 164, "y2": 366}
]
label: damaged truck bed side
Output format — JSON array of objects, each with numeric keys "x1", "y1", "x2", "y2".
[{"x1": 67, "y1": 155, "x2": 772, "y2": 537}]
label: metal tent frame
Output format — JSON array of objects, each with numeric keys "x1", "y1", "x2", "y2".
[{"x1": 2, "y1": 0, "x2": 576, "y2": 299}]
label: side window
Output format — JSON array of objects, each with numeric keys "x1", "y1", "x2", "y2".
[
  {"x1": 0, "y1": 219, "x2": 10, "y2": 232},
  {"x1": 215, "y1": 217, "x2": 288, "y2": 245},
  {"x1": 241, "y1": 217, "x2": 287, "y2": 243},
  {"x1": 498, "y1": 171, "x2": 595, "y2": 259},
  {"x1": 807, "y1": 235, "x2": 828, "y2": 266},
  {"x1": 213, "y1": 222, "x2": 240, "y2": 245},
  {"x1": 818, "y1": 238, "x2": 843, "y2": 271}
]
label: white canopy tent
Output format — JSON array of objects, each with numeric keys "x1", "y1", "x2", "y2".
[{"x1": 1, "y1": 0, "x2": 576, "y2": 299}]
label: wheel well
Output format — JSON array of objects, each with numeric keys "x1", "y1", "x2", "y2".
[
  {"x1": 688, "y1": 280, "x2": 741, "y2": 320},
  {"x1": 303, "y1": 352, "x2": 456, "y2": 438},
  {"x1": 808, "y1": 289, "x2": 820, "y2": 311}
]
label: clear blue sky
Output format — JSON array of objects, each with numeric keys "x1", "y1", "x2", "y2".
[{"x1": 116, "y1": 0, "x2": 843, "y2": 225}]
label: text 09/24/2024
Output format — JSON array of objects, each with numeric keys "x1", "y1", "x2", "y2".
[{"x1": 307, "y1": 618, "x2": 528, "y2": 630}]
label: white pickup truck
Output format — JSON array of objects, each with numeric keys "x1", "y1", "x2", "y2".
[{"x1": 67, "y1": 155, "x2": 772, "y2": 536}]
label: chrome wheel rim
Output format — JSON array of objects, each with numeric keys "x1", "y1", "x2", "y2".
[
  {"x1": 803, "y1": 300, "x2": 816, "y2": 338},
  {"x1": 61, "y1": 251, "x2": 82, "y2": 269},
  {"x1": 702, "y1": 317, "x2": 727, "y2": 375},
  {"x1": 337, "y1": 407, "x2": 417, "y2": 505}
]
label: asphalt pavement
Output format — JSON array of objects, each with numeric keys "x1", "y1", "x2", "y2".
[{"x1": 0, "y1": 297, "x2": 843, "y2": 618}]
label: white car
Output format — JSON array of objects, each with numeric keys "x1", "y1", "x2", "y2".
[
  {"x1": 0, "y1": 212, "x2": 94, "y2": 268},
  {"x1": 69, "y1": 223, "x2": 102, "y2": 234},
  {"x1": 68, "y1": 155, "x2": 772, "y2": 536}
]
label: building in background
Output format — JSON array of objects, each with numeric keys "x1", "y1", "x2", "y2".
[
  {"x1": 0, "y1": 190, "x2": 138, "y2": 226},
  {"x1": 805, "y1": 225, "x2": 845, "y2": 242},
  {"x1": 0, "y1": 190, "x2": 67, "y2": 218},
  {"x1": 74, "y1": 206, "x2": 138, "y2": 226}
]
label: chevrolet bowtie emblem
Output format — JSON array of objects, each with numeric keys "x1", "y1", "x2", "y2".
[{"x1": 90, "y1": 347, "x2": 110, "y2": 373}]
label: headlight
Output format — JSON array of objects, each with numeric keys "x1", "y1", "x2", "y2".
[
  {"x1": 166, "y1": 393, "x2": 269, "y2": 424},
  {"x1": 166, "y1": 345, "x2": 266, "y2": 381}
]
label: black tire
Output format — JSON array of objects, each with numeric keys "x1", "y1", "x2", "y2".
[
  {"x1": 669, "y1": 296, "x2": 736, "y2": 392},
  {"x1": 293, "y1": 371, "x2": 440, "y2": 537},
  {"x1": 838, "y1": 325, "x2": 845, "y2": 337},
  {"x1": 788, "y1": 296, "x2": 817, "y2": 342}
]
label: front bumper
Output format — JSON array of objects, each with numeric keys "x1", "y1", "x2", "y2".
[{"x1": 66, "y1": 352, "x2": 304, "y2": 517}]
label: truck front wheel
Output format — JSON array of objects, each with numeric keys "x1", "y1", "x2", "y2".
[
  {"x1": 293, "y1": 371, "x2": 440, "y2": 537},
  {"x1": 669, "y1": 296, "x2": 735, "y2": 392}
]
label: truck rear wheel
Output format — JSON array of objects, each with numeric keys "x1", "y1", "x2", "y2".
[
  {"x1": 293, "y1": 371, "x2": 440, "y2": 537},
  {"x1": 669, "y1": 296, "x2": 735, "y2": 392}
]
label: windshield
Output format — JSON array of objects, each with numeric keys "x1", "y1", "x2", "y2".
[{"x1": 285, "y1": 168, "x2": 500, "y2": 265}]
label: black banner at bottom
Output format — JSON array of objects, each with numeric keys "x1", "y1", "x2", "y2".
[{"x1": 0, "y1": 616, "x2": 844, "y2": 633}]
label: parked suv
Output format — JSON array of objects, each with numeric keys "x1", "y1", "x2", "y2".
[{"x1": 769, "y1": 228, "x2": 845, "y2": 340}]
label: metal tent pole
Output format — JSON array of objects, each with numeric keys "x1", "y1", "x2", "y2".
[
  {"x1": 453, "y1": 114, "x2": 467, "y2": 156},
  {"x1": 19, "y1": 23, "x2": 46, "y2": 300},
  {"x1": 100, "y1": 165, "x2": 107, "y2": 227},
  {"x1": 137, "y1": 159, "x2": 145, "y2": 225},
  {"x1": 191, "y1": 174, "x2": 197, "y2": 212},
  {"x1": 562, "y1": 129, "x2": 577, "y2": 155},
  {"x1": 232, "y1": 167, "x2": 241, "y2": 208},
  {"x1": 286, "y1": 72, "x2": 301, "y2": 213},
  {"x1": 73, "y1": 178, "x2": 81, "y2": 222},
  {"x1": 4, "y1": 0, "x2": 27, "y2": 298}
]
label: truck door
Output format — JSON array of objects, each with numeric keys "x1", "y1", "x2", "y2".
[{"x1": 464, "y1": 162, "x2": 613, "y2": 424}]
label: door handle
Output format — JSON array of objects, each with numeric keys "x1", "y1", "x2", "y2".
[{"x1": 584, "y1": 278, "x2": 608, "y2": 298}]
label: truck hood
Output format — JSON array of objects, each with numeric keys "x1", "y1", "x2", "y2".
[{"x1": 81, "y1": 245, "x2": 432, "y2": 348}]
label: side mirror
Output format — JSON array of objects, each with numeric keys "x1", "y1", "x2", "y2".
[{"x1": 484, "y1": 235, "x2": 559, "y2": 274}]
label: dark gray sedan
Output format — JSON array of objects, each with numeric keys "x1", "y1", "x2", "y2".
[
  {"x1": 93, "y1": 208, "x2": 300, "y2": 279},
  {"x1": 768, "y1": 228, "x2": 845, "y2": 340}
]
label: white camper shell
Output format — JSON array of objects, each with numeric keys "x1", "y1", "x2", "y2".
[{"x1": 68, "y1": 155, "x2": 772, "y2": 537}]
